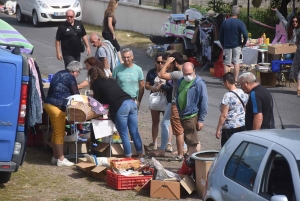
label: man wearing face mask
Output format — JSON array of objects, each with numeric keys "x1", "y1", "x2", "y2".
[{"x1": 176, "y1": 62, "x2": 208, "y2": 156}]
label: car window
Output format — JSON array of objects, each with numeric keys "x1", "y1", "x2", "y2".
[
  {"x1": 225, "y1": 142, "x2": 267, "y2": 190},
  {"x1": 259, "y1": 152, "x2": 295, "y2": 201}
]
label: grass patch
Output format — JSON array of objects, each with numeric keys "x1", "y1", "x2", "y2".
[{"x1": 83, "y1": 23, "x2": 152, "y2": 49}]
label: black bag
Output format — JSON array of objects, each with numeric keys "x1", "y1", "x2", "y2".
[
  {"x1": 69, "y1": 25, "x2": 85, "y2": 53},
  {"x1": 80, "y1": 40, "x2": 85, "y2": 53}
]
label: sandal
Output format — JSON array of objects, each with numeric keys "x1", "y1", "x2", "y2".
[
  {"x1": 174, "y1": 156, "x2": 184, "y2": 162},
  {"x1": 148, "y1": 149, "x2": 165, "y2": 157}
]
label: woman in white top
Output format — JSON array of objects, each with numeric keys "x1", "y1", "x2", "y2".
[
  {"x1": 215, "y1": 72, "x2": 249, "y2": 147},
  {"x1": 78, "y1": 57, "x2": 110, "y2": 89}
]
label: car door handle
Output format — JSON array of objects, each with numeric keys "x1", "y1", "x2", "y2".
[{"x1": 221, "y1": 185, "x2": 228, "y2": 192}]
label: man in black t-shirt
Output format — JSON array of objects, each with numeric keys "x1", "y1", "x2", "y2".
[
  {"x1": 55, "y1": 9, "x2": 90, "y2": 68},
  {"x1": 238, "y1": 72, "x2": 275, "y2": 130}
]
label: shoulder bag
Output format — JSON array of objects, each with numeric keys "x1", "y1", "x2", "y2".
[
  {"x1": 229, "y1": 91, "x2": 245, "y2": 108},
  {"x1": 68, "y1": 25, "x2": 85, "y2": 53}
]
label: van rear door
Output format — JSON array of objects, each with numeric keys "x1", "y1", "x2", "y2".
[{"x1": 0, "y1": 48, "x2": 24, "y2": 162}]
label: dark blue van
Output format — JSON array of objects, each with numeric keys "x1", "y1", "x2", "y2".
[{"x1": 0, "y1": 44, "x2": 29, "y2": 183}]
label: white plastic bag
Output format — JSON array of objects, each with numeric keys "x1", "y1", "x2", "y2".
[{"x1": 149, "y1": 92, "x2": 168, "y2": 111}]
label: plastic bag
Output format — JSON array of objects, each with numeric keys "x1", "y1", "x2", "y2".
[
  {"x1": 151, "y1": 158, "x2": 181, "y2": 181},
  {"x1": 149, "y1": 92, "x2": 168, "y2": 111},
  {"x1": 185, "y1": 8, "x2": 203, "y2": 20}
]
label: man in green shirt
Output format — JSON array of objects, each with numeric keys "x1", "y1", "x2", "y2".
[
  {"x1": 176, "y1": 62, "x2": 208, "y2": 156},
  {"x1": 113, "y1": 48, "x2": 144, "y2": 108}
]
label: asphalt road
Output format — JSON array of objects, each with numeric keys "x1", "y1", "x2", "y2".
[{"x1": 1, "y1": 13, "x2": 299, "y2": 141}]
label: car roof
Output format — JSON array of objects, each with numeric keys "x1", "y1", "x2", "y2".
[{"x1": 237, "y1": 129, "x2": 300, "y2": 160}]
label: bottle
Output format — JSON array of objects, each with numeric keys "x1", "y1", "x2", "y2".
[{"x1": 262, "y1": 33, "x2": 266, "y2": 44}]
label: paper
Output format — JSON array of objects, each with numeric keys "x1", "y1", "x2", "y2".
[{"x1": 92, "y1": 119, "x2": 116, "y2": 139}]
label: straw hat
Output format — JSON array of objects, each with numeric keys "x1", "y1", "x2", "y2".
[{"x1": 205, "y1": 10, "x2": 219, "y2": 17}]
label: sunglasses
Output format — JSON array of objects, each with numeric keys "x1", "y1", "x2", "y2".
[{"x1": 156, "y1": 61, "x2": 165, "y2": 64}]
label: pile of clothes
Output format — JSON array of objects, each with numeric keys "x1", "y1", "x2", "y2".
[{"x1": 0, "y1": 1, "x2": 16, "y2": 15}]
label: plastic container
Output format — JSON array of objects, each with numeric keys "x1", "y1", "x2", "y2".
[
  {"x1": 271, "y1": 60, "x2": 293, "y2": 73},
  {"x1": 190, "y1": 150, "x2": 219, "y2": 197},
  {"x1": 106, "y1": 170, "x2": 153, "y2": 190}
]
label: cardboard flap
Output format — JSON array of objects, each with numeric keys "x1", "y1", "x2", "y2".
[
  {"x1": 180, "y1": 175, "x2": 196, "y2": 194},
  {"x1": 93, "y1": 142, "x2": 110, "y2": 152},
  {"x1": 135, "y1": 179, "x2": 151, "y2": 193},
  {"x1": 150, "y1": 180, "x2": 180, "y2": 200},
  {"x1": 76, "y1": 162, "x2": 96, "y2": 169},
  {"x1": 91, "y1": 165, "x2": 107, "y2": 173}
]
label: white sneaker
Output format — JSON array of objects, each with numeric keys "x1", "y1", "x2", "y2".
[
  {"x1": 51, "y1": 157, "x2": 58, "y2": 165},
  {"x1": 165, "y1": 144, "x2": 173, "y2": 152},
  {"x1": 57, "y1": 158, "x2": 75, "y2": 167}
]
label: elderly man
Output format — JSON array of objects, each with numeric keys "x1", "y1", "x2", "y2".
[
  {"x1": 176, "y1": 62, "x2": 208, "y2": 156},
  {"x1": 113, "y1": 48, "x2": 144, "y2": 108},
  {"x1": 55, "y1": 9, "x2": 90, "y2": 68},
  {"x1": 89, "y1": 32, "x2": 119, "y2": 74},
  {"x1": 238, "y1": 72, "x2": 275, "y2": 130}
]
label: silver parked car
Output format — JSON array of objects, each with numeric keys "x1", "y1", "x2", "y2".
[{"x1": 204, "y1": 129, "x2": 300, "y2": 201}]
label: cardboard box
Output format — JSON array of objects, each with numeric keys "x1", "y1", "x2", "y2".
[
  {"x1": 110, "y1": 159, "x2": 141, "y2": 171},
  {"x1": 63, "y1": 141, "x2": 90, "y2": 155},
  {"x1": 268, "y1": 43, "x2": 297, "y2": 54},
  {"x1": 76, "y1": 157, "x2": 116, "y2": 181},
  {"x1": 254, "y1": 70, "x2": 277, "y2": 87},
  {"x1": 170, "y1": 43, "x2": 184, "y2": 54},
  {"x1": 93, "y1": 142, "x2": 141, "y2": 157},
  {"x1": 149, "y1": 175, "x2": 196, "y2": 200},
  {"x1": 195, "y1": 160, "x2": 213, "y2": 198}
]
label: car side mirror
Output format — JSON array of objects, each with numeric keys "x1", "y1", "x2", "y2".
[{"x1": 270, "y1": 195, "x2": 288, "y2": 201}]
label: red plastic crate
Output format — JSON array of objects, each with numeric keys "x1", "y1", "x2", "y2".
[{"x1": 106, "y1": 170, "x2": 153, "y2": 190}]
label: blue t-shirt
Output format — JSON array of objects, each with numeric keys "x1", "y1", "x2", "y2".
[
  {"x1": 112, "y1": 64, "x2": 144, "y2": 99},
  {"x1": 44, "y1": 70, "x2": 79, "y2": 112},
  {"x1": 219, "y1": 18, "x2": 248, "y2": 49}
]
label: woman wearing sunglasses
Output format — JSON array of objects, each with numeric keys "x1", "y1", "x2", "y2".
[
  {"x1": 272, "y1": 8, "x2": 300, "y2": 96},
  {"x1": 145, "y1": 53, "x2": 173, "y2": 153}
]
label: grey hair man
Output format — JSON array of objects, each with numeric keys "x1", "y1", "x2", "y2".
[
  {"x1": 112, "y1": 48, "x2": 144, "y2": 109},
  {"x1": 55, "y1": 9, "x2": 90, "y2": 68},
  {"x1": 238, "y1": 72, "x2": 275, "y2": 130},
  {"x1": 219, "y1": 5, "x2": 248, "y2": 84},
  {"x1": 89, "y1": 32, "x2": 118, "y2": 72}
]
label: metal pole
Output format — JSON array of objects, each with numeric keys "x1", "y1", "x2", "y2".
[
  {"x1": 139, "y1": 0, "x2": 141, "y2": 5},
  {"x1": 163, "y1": 0, "x2": 166, "y2": 9},
  {"x1": 247, "y1": 0, "x2": 250, "y2": 30}
]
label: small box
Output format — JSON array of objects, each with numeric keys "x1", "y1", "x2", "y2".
[
  {"x1": 254, "y1": 70, "x2": 277, "y2": 87},
  {"x1": 93, "y1": 142, "x2": 141, "y2": 157},
  {"x1": 64, "y1": 141, "x2": 90, "y2": 154},
  {"x1": 268, "y1": 43, "x2": 297, "y2": 54},
  {"x1": 170, "y1": 43, "x2": 184, "y2": 54},
  {"x1": 271, "y1": 60, "x2": 293, "y2": 73},
  {"x1": 110, "y1": 158, "x2": 141, "y2": 171},
  {"x1": 76, "y1": 157, "x2": 116, "y2": 181},
  {"x1": 150, "y1": 175, "x2": 196, "y2": 200}
]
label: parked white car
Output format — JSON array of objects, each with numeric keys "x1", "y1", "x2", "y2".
[
  {"x1": 204, "y1": 129, "x2": 300, "y2": 201},
  {"x1": 16, "y1": 0, "x2": 82, "y2": 27}
]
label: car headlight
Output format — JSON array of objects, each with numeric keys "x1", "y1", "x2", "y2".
[
  {"x1": 37, "y1": 0, "x2": 48, "y2": 8},
  {"x1": 73, "y1": 0, "x2": 80, "y2": 7}
]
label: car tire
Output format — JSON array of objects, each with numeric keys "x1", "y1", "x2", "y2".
[
  {"x1": 0, "y1": 172, "x2": 12, "y2": 184},
  {"x1": 32, "y1": 10, "x2": 41, "y2": 27},
  {"x1": 16, "y1": 6, "x2": 25, "y2": 23}
]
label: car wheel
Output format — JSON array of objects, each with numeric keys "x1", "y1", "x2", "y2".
[
  {"x1": 0, "y1": 172, "x2": 12, "y2": 184},
  {"x1": 16, "y1": 6, "x2": 25, "y2": 23},
  {"x1": 32, "y1": 10, "x2": 40, "y2": 27}
]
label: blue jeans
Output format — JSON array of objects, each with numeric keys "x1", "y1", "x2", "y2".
[
  {"x1": 114, "y1": 99, "x2": 143, "y2": 157},
  {"x1": 160, "y1": 103, "x2": 171, "y2": 150}
]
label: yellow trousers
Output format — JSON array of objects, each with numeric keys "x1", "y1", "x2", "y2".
[{"x1": 43, "y1": 103, "x2": 66, "y2": 145}]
